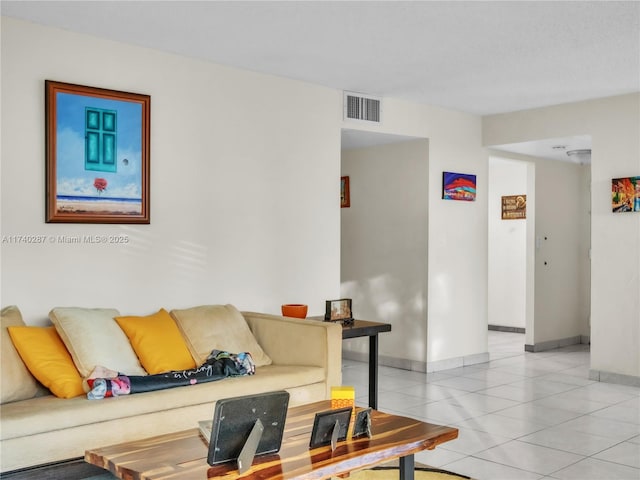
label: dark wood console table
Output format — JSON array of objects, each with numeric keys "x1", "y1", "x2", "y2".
[
  {"x1": 342, "y1": 320, "x2": 391, "y2": 409},
  {"x1": 311, "y1": 317, "x2": 392, "y2": 409}
]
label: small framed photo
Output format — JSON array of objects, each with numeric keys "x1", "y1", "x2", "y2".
[
  {"x1": 341, "y1": 176, "x2": 350, "y2": 208},
  {"x1": 325, "y1": 298, "x2": 352, "y2": 322},
  {"x1": 309, "y1": 407, "x2": 352, "y2": 449},
  {"x1": 352, "y1": 408, "x2": 372, "y2": 438}
]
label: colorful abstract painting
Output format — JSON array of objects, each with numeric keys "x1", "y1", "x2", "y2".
[
  {"x1": 442, "y1": 172, "x2": 476, "y2": 201},
  {"x1": 612, "y1": 176, "x2": 640, "y2": 213}
]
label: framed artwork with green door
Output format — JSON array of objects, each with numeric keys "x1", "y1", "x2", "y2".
[{"x1": 45, "y1": 80, "x2": 150, "y2": 223}]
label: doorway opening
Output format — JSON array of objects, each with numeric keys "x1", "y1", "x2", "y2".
[
  {"x1": 488, "y1": 135, "x2": 592, "y2": 356},
  {"x1": 487, "y1": 156, "x2": 531, "y2": 355},
  {"x1": 340, "y1": 128, "x2": 430, "y2": 372}
]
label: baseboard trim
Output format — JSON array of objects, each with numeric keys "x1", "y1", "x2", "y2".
[
  {"x1": 342, "y1": 350, "x2": 428, "y2": 372},
  {"x1": 342, "y1": 350, "x2": 490, "y2": 373},
  {"x1": 589, "y1": 369, "x2": 640, "y2": 388},
  {"x1": 525, "y1": 336, "x2": 583, "y2": 352},
  {"x1": 488, "y1": 325, "x2": 525, "y2": 333},
  {"x1": 426, "y1": 352, "x2": 490, "y2": 373}
]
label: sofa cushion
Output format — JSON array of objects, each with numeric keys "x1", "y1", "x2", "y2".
[
  {"x1": 0, "y1": 364, "x2": 324, "y2": 441},
  {"x1": 115, "y1": 308, "x2": 196, "y2": 374},
  {"x1": 7, "y1": 326, "x2": 85, "y2": 399},
  {"x1": 50, "y1": 307, "x2": 146, "y2": 377},
  {"x1": 169, "y1": 304, "x2": 272, "y2": 367},
  {"x1": 1, "y1": 306, "x2": 40, "y2": 403}
]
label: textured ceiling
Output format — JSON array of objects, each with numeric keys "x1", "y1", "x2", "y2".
[{"x1": 2, "y1": 1, "x2": 639, "y2": 116}]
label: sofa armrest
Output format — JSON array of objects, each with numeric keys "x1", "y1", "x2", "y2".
[{"x1": 242, "y1": 312, "x2": 342, "y2": 398}]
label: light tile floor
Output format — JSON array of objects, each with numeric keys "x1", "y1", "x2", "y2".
[{"x1": 342, "y1": 331, "x2": 640, "y2": 480}]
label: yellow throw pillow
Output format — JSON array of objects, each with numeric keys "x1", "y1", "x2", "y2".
[
  {"x1": 169, "y1": 304, "x2": 272, "y2": 367},
  {"x1": 115, "y1": 308, "x2": 196, "y2": 374},
  {"x1": 7, "y1": 326, "x2": 85, "y2": 399},
  {"x1": 1, "y1": 306, "x2": 40, "y2": 403}
]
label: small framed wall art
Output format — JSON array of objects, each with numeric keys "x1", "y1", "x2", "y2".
[
  {"x1": 612, "y1": 176, "x2": 640, "y2": 213},
  {"x1": 341, "y1": 176, "x2": 350, "y2": 208},
  {"x1": 501, "y1": 195, "x2": 527, "y2": 219},
  {"x1": 45, "y1": 80, "x2": 151, "y2": 223},
  {"x1": 442, "y1": 172, "x2": 476, "y2": 201}
]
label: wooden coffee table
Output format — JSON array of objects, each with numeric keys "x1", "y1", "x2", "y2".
[{"x1": 85, "y1": 400, "x2": 458, "y2": 480}]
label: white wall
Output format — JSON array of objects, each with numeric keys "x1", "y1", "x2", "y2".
[
  {"x1": 484, "y1": 94, "x2": 640, "y2": 381},
  {"x1": 488, "y1": 157, "x2": 528, "y2": 330},
  {"x1": 1, "y1": 17, "x2": 342, "y2": 322},
  {"x1": 2, "y1": 17, "x2": 489, "y2": 371},
  {"x1": 341, "y1": 139, "x2": 429, "y2": 370},
  {"x1": 341, "y1": 98, "x2": 488, "y2": 369},
  {"x1": 487, "y1": 151, "x2": 590, "y2": 347},
  {"x1": 533, "y1": 158, "x2": 591, "y2": 344}
]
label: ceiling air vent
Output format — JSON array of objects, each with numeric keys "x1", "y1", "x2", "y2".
[{"x1": 344, "y1": 91, "x2": 381, "y2": 123}]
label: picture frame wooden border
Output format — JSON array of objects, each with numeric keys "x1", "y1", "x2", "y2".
[
  {"x1": 341, "y1": 176, "x2": 350, "y2": 208},
  {"x1": 324, "y1": 298, "x2": 353, "y2": 322},
  {"x1": 501, "y1": 195, "x2": 527, "y2": 220},
  {"x1": 45, "y1": 80, "x2": 151, "y2": 223}
]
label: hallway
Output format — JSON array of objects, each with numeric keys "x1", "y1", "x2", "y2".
[{"x1": 342, "y1": 331, "x2": 640, "y2": 479}]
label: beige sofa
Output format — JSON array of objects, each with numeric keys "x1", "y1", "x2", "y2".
[{"x1": 0, "y1": 307, "x2": 342, "y2": 473}]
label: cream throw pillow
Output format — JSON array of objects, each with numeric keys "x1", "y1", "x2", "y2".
[
  {"x1": 1, "y1": 306, "x2": 40, "y2": 403},
  {"x1": 169, "y1": 304, "x2": 272, "y2": 367},
  {"x1": 50, "y1": 307, "x2": 146, "y2": 377}
]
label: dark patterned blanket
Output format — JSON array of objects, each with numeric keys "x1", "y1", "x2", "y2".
[{"x1": 86, "y1": 350, "x2": 255, "y2": 400}]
